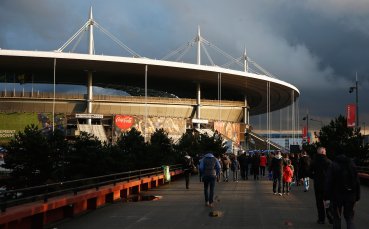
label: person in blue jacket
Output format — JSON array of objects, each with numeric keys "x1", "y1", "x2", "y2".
[{"x1": 199, "y1": 151, "x2": 221, "y2": 207}]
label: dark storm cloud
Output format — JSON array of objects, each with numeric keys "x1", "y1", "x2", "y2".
[{"x1": 0, "y1": 0, "x2": 368, "y2": 127}]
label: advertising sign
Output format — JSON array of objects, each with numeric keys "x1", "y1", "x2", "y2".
[
  {"x1": 75, "y1": 113, "x2": 103, "y2": 119},
  {"x1": 347, "y1": 104, "x2": 356, "y2": 128},
  {"x1": 302, "y1": 126, "x2": 310, "y2": 143},
  {"x1": 114, "y1": 115, "x2": 134, "y2": 130}
]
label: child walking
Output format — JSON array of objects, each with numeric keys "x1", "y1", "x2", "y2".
[{"x1": 283, "y1": 160, "x2": 294, "y2": 195}]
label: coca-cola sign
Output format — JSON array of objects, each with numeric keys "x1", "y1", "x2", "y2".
[{"x1": 115, "y1": 115, "x2": 134, "y2": 130}]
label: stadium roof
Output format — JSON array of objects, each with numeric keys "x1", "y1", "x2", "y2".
[{"x1": 0, "y1": 49, "x2": 299, "y2": 115}]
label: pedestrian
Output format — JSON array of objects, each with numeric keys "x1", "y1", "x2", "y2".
[
  {"x1": 299, "y1": 150, "x2": 311, "y2": 192},
  {"x1": 267, "y1": 152, "x2": 275, "y2": 180},
  {"x1": 231, "y1": 155, "x2": 240, "y2": 182},
  {"x1": 325, "y1": 152, "x2": 360, "y2": 229},
  {"x1": 271, "y1": 151, "x2": 283, "y2": 196},
  {"x1": 290, "y1": 153, "x2": 300, "y2": 186},
  {"x1": 198, "y1": 156, "x2": 204, "y2": 182},
  {"x1": 199, "y1": 151, "x2": 221, "y2": 207},
  {"x1": 282, "y1": 160, "x2": 293, "y2": 195},
  {"x1": 240, "y1": 151, "x2": 251, "y2": 180},
  {"x1": 252, "y1": 153, "x2": 260, "y2": 180},
  {"x1": 310, "y1": 147, "x2": 333, "y2": 224},
  {"x1": 183, "y1": 153, "x2": 194, "y2": 189},
  {"x1": 260, "y1": 152, "x2": 267, "y2": 177},
  {"x1": 237, "y1": 151, "x2": 246, "y2": 180},
  {"x1": 221, "y1": 154, "x2": 231, "y2": 182}
]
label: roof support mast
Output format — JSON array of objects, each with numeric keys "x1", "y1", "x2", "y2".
[
  {"x1": 87, "y1": 7, "x2": 94, "y2": 125},
  {"x1": 196, "y1": 26, "x2": 201, "y2": 65},
  {"x1": 196, "y1": 26, "x2": 201, "y2": 128},
  {"x1": 244, "y1": 46, "x2": 248, "y2": 73}
]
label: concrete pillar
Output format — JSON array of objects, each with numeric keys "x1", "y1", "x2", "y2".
[
  {"x1": 87, "y1": 71, "x2": 93, "y2": 124},
  {"x1": 244, "y1": 96, "x2": 249, "y2": 125},
  {"x1": 196, "y1": 83, "x2": 201, "y2": 129}
]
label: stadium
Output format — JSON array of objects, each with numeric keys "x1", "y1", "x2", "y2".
[{"x1": 0, "y1": 9, "x2": 300, "y2": 151}]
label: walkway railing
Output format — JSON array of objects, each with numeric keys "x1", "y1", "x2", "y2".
[
  {"x1": 0, "y1": 164, "x2": 182, "y2": 212},
  {"x1": 249, "y1": 131, "x2": 287, "y2": 151},
  {"x1": 0, "y1": 91, "x2": 243, "y2": 107}
]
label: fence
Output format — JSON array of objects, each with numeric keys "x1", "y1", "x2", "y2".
[{"x1": 0, "y1": 164, "x2": 182, "y2": 213}]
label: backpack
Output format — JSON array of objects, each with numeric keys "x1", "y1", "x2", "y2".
[
  {"x1": 231, "y1": 160, "x2": 238, "y2": 170},
  {"x1": 203, "y1": 157, "x2": 217, "y2": 176}
]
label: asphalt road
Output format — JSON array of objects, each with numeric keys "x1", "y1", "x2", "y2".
[{"x1": 52, "y1": 175, "x2": 369, "y2": 229}]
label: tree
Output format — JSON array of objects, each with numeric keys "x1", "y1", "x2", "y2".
[
  {"x1": 198, "y1": 132, "x2": 227, "y2": 157},
  {"x1": 64, "y1": 132, "x2": 106, "y2": 179},
  {"x1": 147, "y1": 129, "x2": 177, "y2": 167},
  {"x1": 317, "y1": 115, "x2": 369, "y2": 162},
  {"x1": 176, "y1": 131, "x2": 227, "y2": 158},
  {"x1": 3, "y1": 125, "x2": 63, "y2": 188},
  {"x1": 115, "y1": 128, "x2": 147, "y2": 170},
  {"x1": 176, "y1": 131, "x2": 200, "y2": 158}
]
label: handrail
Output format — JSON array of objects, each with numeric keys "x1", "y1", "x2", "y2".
[
  {"x1": 249, "y1": 132, "x2": 287, "y2": 151},
  {"x1": 0, "y1": 91, "x2": 244, "y2": 106},
  {"x1": 0, "y1": 164, "x2": 182, "y2": 212}
]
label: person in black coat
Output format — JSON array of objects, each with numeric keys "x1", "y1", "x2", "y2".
[
  {"x1": 290, "y1": 153, "x2": 300, "y2": 186},
  {"x1": 252, "y1": 153, "x2": 260, "y2": 180},
  {"x1": 310, "y1": 147, "x2": 332, "y2": 224},
  {"x1": 238, "y1": 152, "x2": 245, "y2": 180},
  {"x1": 299, "y1": 150, "x2": 311, "y2": 192},
  {"x1": 271, "y1": 151, "x2": 284, "y2": 195},
  {"x1": 325, "y1": 153, "x2": 360, "y2": 229},
  {"x1": 183, "y1": 153, "x2": 194, "y2": 189}
]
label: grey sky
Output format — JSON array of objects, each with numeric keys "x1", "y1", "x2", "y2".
[{"x1": 0, "y1": 0, "x2": 368, "y2": 129}]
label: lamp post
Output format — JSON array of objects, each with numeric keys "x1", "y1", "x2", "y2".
[{"x1": 349, "y1": 74, "x2": 359, "y2": 130}]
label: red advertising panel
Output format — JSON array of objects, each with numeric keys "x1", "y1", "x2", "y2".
[
  {"x1": 347, "y1": 104, "x2": 356, "y2": 128},
  {"x1": 115, "y1": 115, "x2": 134, "y2": 130},
  {"x1": 302, "y1": 126, "x2": 310, "y2": 143},
  {"x1": 302, "y1": 126, "x2": 307, "y2": 138}
]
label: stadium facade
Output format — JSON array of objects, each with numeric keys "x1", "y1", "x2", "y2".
[{"x1": 0, "y1": 8, "x2": 300, "y2": 151}]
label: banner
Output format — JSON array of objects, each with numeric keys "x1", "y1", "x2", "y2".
[
  {"x1": 347, "y1": 104, "x2": 356, "y2": 128},
  {"x1": 214, "y1": 121, "x2": 240, "y2": 144},
  {"x1": 302, "y1": 126, "x2": 306, "y2": 138},
  {"x1": 302, "y1": 126, "x2": 310, "y2": 143}
]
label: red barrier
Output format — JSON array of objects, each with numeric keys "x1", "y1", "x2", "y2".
[{"x1": 0, "y1": 170, "x2": 183, "y2": 229}]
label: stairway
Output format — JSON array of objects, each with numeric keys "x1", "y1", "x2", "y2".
[{"x1": 77, "y1": 124, "x2": 108, "y2": 143}]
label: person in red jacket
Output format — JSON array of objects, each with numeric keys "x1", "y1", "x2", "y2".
[
  {"x1": 283, "y1": 160, "x2": 294, "y2": 195},
  {"x1": 259, "y1": 152, "x2": 267, "y2": 177}
]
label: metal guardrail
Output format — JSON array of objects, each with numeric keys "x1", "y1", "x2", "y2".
[
  {"x1": 0, "y1": 91, "x2": 243, "y2": 107},
  {"x1": 0, "y1": 164, "x2": 182, "y2": 212},
  {"x1": 249, "y1": 132, "x2": 287, "y2": 151}
]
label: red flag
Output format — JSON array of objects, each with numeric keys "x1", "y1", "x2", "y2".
[
  {"x1": 302, "y1": 126, "x2": 310, "y2": 143},
  {"x1": 347, "y1": 104, "x2": 356, "y2": 128},
  {"x1": 302, "y1": 126, "x2": 307, "y2": 138}
]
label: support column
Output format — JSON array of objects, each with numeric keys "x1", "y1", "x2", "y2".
[
  {"x1": 244, "y1": 96, "x2": 249, "y2": 150},
  {"x1": 244, "y1": 47, "x2": 248, "y2": 73},
  {"x1": 87, "y1": 71, "x2": 93, "y2": 124},
  {"x1": 196, "y1": 83, "x2": 201, "y2": 129},
  {"x1": 196, "y1": 26, "x2": 201, "y2": 65},
  {"x1": 87, "y1": 7, "x2": 94, "y2": 125}
]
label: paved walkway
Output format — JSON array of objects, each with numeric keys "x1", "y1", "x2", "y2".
[{"x1": 53, "y1": 175, "x2": 369, "y2": 229}]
